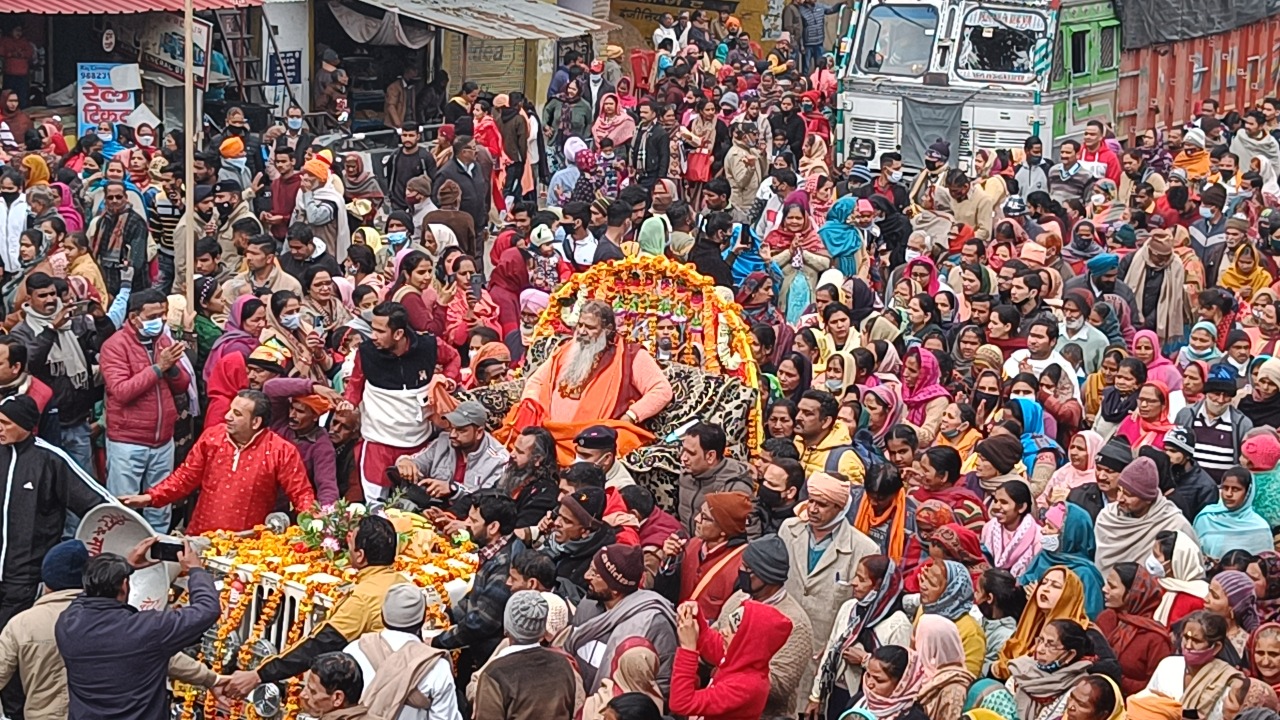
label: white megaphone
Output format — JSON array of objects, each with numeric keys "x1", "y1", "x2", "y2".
[{"x1": 75, "y1": 504, "x2": 183, "y2": 611}]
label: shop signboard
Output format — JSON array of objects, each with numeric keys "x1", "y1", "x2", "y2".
[
  {"x1": 76, "y1": 63, "x2": 137, "y2": 137},
  {"x1": 134, "y1": 12, "x2": 214, "y2": 89}
]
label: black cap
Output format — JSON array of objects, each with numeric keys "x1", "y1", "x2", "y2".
[
  {"x1": 575, "y1": 425, "x2": 618, "y2": 451},
  {"x1": 0, "y1": 395, "x2": 40, "y2": 432},
  {"x1": 1096, "y1": 439, "x2": 1133, "y2": 472},
  {"x1": 194, "y1": 185, "x2": 214, "y2": 203},
  {"x1": 214, "y1": 178, "x2": 242, "y2": 194}
]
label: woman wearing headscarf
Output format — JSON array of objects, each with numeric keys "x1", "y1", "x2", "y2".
[
  {"x1": 809, "y1": 555, "x2": 911, "y2": 720},
  {"x1": 1211, "y1": 570, "x2": 1263, "y2": 656},
  {"x1": 569, "y1": 149, "x2": 602, "y2": 205},
  {"x1": 1037, "y1": 431, "x2": 1105, "y2": 511},
  {"x1": 1240, "y1": 359, "x2": 1280, "y2": 429},
  {"x1": 261, "y1": 290, "x2": 330, "y2": 382},
  {"x1": 1250, "y1": 554, "x2": 1280, "y2": 625},
  {"x1": 202, "y1": 295, "x2": 267, "y2": 383},
  {"x1": 590, "y1": 93, "x2": 636, "y2": 155},
  {"x1": 1005, "y1": 397, "x2": 1065, "y2": 495},
  {"x1": 863, "y1": 383, "x2": 906, "y2": 453},
  {"x1": 580, "y1": 637, "x2": 664, "y2": 720},
  {"x1": 341, "y1": 154, "x2": 384, "y2": 204},
  {"x1": 1154, "y1": 530, "x2": 1210, "y2": 626},
  {"x1": 849, "y1": 646, "x2": 929, "y2": 720},
  {"x1": 299, "y1": 266, "x2": 352, "y2": 337},
  {"x1": 1006, "y1": 619, "x2": 1097, "y2": 720},
  {"x1": 1194, "y1": 466, "x2": 1274, "y2": 559},
  {"x1": 1138, "y1": 610, "x2": 1244, "y2": 720},
  {"x1": 994, "y1": 566, "x2": 1096, "y2": 679},
  {"x1": 915, "y1": 559, "x2": 987, "y2": 676},
  {"x1": 635, "y1": 216, "x2": 669, "y2": 258},
  {"x1": 819, "y1": 196, "x2": 870, "y2": 278},
  {"x1": 1097, "y1": 562, "x2": 1173, "y2": 695},
  {"x1": 911, "y1": 447, "x2": 986, "y2": 533},
  {"x1": 1, "y1": 229, "x2": 52, "y2": 315},
  {"x1": 1248, "y1": 623, "x2": 1280, "y2": 694},
  {"x1": 982, "y1": 479, "x2": 1040, "y2": 577},
  {"x1": 1083, "y1": 347, "x2": 1127, "y2": 424},
  {"x1": 487, "y1": 245, "x2": 531, "y2": 336},
  {"x1": 927, "y1": 524, "x2": 992, "y2": 590},
  {"x1": 1115, "y1": 381, "x2": 1177, "y2": 452},
  {"x1": 901, "y1": 347, "x2": 950, "y2": 447},
  {"x1": 768, "y1": 199, "x2": 831, "y2": 325},
  {"x1": 1223, "y1": 244, "x2": 1276, "y2": 296},
  {"x1": 902, "y1": 501, "x2": 955, "y2": 591},
  {"x1": 913, "y1": 614, "x2": 976, "y2": 720}
]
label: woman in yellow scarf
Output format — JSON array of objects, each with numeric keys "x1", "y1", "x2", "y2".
[
  {"x1": 992, "y1": 565, "x2": 1092, "y2": 680},
  {"x1": 1220, "y1": 243, "x2": 1275, "y2": 297},
  {"x1": 1083, "y1": 347, "x2": 1127, "y2": 423}
]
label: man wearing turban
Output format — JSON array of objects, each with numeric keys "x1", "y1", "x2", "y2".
[
  {"x1": 1064, "y1": 251, "x2": 1138, "y2": 311},
  {"x1": 1121, "y1": 228, "x2": 1189, "y2": 347}
]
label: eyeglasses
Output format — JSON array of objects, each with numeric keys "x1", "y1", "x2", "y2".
[{"x1": 1035, "y1": 636, "x2": 1062, "y2": 650}]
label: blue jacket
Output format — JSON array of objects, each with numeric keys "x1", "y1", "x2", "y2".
[
  {"x1": 55, "y1": 568, "x2": 220, "y2": 720},
  {"x1": 797, "y1": 2, "x2": 842, "y2": 47}
]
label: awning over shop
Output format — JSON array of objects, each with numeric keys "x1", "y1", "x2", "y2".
[
  {"x1": 0, "y1": 0, "x2": 260, "y2": 13},
  {"x1": 345, "y1": 0, "x2": 615, "y2": 41}
]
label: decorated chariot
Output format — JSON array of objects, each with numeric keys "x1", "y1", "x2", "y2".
[{"x1": 463, "y1": 255, "x2": 765, "y2": 508}]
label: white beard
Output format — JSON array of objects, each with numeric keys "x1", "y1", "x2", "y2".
[{"x1": 560, "y1": 332, "x2": 608, "y2": 390}]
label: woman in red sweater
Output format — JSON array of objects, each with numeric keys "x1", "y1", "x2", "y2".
[
  {"x1": 670, "y1": 599, "x2": 792, "y2": 720},
  {"x1": 1096, "y1": 561, "x2": 1173, "y2": 695}
]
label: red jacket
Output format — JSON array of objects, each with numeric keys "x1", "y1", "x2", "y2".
[
  {"x1": 149, "y1": 425, "x2": 316, "y2": 533},
  {"x1": 605, "y1": 487, "x2": 640, "y2": 546},
  {"x1": 670, "y1": 600, "x2": 792, "y2": 720},
  {"x1": 1096, "y1": 608, "x2": 1174, "y2": 696},
  {"x1": 101, "y1": 329, "x2": 190, "y2": 447},
  {"x1": 678, "y1": 538, "x2": 746, "y2": 623}
]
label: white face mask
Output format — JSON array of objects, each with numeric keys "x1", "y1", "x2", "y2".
[
  {"x1": 1144, "y1": 554, "x2": 1167, "y2": 578},
  {"x1": 137, "y1": 135, "x2": 155, "y2": 147},
  {"x1": 1090, "y1": 194, "x2": 1106, "y2": 207},
  {"x1": 889, "y1": 170, "x2": 903, "y2": 183},
  {"x1": 1040, "y1": 534, "x2": 1060, "y2": 552},
  {"x1": 904, "y1": 248, "x2": 921, "y2": 262}
]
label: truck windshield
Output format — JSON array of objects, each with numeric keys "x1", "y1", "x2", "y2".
[
  {"x1": 956, "y1": 8, "x2": 1046, "y2": 82},
  {"x1": 856, "y1": 4, "x2": 938, "y2": 77}
]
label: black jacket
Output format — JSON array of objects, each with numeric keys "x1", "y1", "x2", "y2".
[
  {"x1": 688, "y1": 236, "x2": 735, "y2": 287},
  {"x1": 630, "y1": 123, "x2": 670, "y2": 185},
  {"x1": 279, "y1": 247, "x2": 343, "y2": 284},
  {"x1": 56, "y1": 567, "x2": 220, "y2": 720},
  {"x1": 547, "y1": 525, "x2": 617, "y2": 592},
  {"x1": 512, "y1": 477, "x2": 559, "y2": 529},
  {"x1": 0, "y1": 436, "x2": 109, "y2": 586},
  {"x1": 592, "y1": 238, "x2": 625, "y2": 265},
  {"x1": 434, "y1": 159, "x2": 492, "y2": 239},
  {"x1": 1067, "y1": 482, "x2": 1106, "y2": 521},
  {"x1": 769, "y1": 111, "x2": 807, "y2": 159},
  {"x1": 384, "y1": 146, "x2": 438, "y2": 211},
  {"x1": 9, "y1": 314, "x2": 107, "y2": 427},
  {"x1": 1169, "y1": 461, "x2": 1219, "y2": 522}
]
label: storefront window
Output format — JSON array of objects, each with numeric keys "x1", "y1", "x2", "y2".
[
  {"x1": 956, "y1": 8, "x2": 1046, "y2": 83},
  {"x1": 856, "y1": 4, "x2": 939, "y2": 77}
]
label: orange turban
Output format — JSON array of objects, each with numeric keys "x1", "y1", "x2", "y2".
[
  {"x1": 705, "y1": 492, "x2": 753, "y2": 537},
  {"x1": 219, "y1": 136, "x2": 244, "y2": 158},
  {"x1": 293, "y1": 394, "x2": 332, "y2": 416}
]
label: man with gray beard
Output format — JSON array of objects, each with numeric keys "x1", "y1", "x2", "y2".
[
  {"x1": 513, "y1": 300, "x2": 673, "y2": 451},
  {"x1": 502, "y1": 427, "x2": 562, "y2": 540}
]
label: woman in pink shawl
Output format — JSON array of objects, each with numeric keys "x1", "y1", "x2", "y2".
[
  {"x1": 202, "y1": 295, "x2": 267, "y2": 383},
  {"x1": 904, "y1": 256, "x2": 941, "y2": 294},
  {"x1": 488, "y1": 245, "x2": 532, "y2": 336},
  {"x1": 1035, "y1": 430, "x2": 1103, "y2": 510},
  {"x1": 591, "y1": 93, "x2": 637, "y2": 152},
  {"x1": 444, "y1": 253, "x2": 502, "y2": 347},
  {"x1": 902, "y1": 347, "x2": 951, "y2": 445},
  {"x1": 52, "y1": 182, "x2": 84, "y2": 232},
  {"x1": 764, "y1": 192, "x2": 827, "y2": 254},
  {"x1": 1132, "y1": 329, "x2": 1182, "y2": 390},
  {"x1": 862, "y1": 382, "x2": 906, "y2": 452}
]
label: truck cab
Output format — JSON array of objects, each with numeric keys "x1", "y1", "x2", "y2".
[{"x1": 835, "y1": 0, "x2": 1065, "y2": 169}]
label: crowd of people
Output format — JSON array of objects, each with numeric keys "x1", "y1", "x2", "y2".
[{"x1": 3, "y1": 7, "x2": 1280, "y2": 720}]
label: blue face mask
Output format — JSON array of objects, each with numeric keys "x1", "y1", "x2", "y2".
[
  {"x1": 140, "y1": 318, "x2": 164, "y2": 337},
  {"x1": 281, "y1": 313, "x2": 301, "y2": 330},
  {"x1": 1200, "y1": 206, "x2": 1215, "y2": 219},
  {"x1": 286, "y1": 117, "x2": 304, "y2": 131},
  {"x1": 226, "y1": 157, "x2": 247, "y2": 169},
  {"x1": 387, "y1": 231, "x2": 408, "y2": 245}
]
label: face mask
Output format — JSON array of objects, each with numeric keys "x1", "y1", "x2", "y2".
[
  {"x1": 287, "y1": 117, "x2": 304, "y2": 131},
  {"x1": 973, "y1": 390, "x2": 1001, "y2": 412},
  {"x1": 0, "y1": 192, "x2": 17, "y2": 206},
  {"x1": 904, "y1": 249, "x2": 921, "y2": 262},
  {"x1": 801, "y1": 102, "x2": 814, "y2": 112},
  {"x1": 733, "y1": 569, "x2": 755, "y2": 595},
  {"x1": 1090, "y1": 194, "x2": 1106, "y2": 207},
  {"x1": 226, "y1": 157, "x2": 247, "y2": 169},
  {"x1": 941, "y1": 428, "x2": 961, "y2": 440},
  {"x1": 1182, "y1": 646, "x2": 1219, "y2": 666},
  {"x1": 137, "y1": 136, "x2": 154, "y2": 148},
  {"x1": 1040, "y1": 534, "x2": 1060, "y2": 552},
  {"x1": 281, "y1": 313, "x2": 301, "y2": 330},
  {"x1": 1200, "y1": 206, "x2": 1215, "y2": 219},
  {"x1": 97, "y1": 132, "x2": 114, "y2": 143},
  {"x1": 1036, "y1": 657, "x2": 1066, "y2": 673},
  {"x1": 360, "y1": 308, "x2": 375, "y2": 323},
  {"x1": 757, "y1": 485, "x2": 784, "y2": 509},
  {"x1": 139, "y1": 318, "x2": 164, "y2": 337},
  {"x1": 215, "y1": 201, "x2": 234, "y2": 217},
  {"x1": 824, "y1": 378, "x2": 843, "y2": 392},
  {"x1": 925, "y1": 160, "x2": 940, "y2": 171},
  {"x1": 387, "y1": 231, "x2": 408, "y2": 245},
  {"x1": 1144, "y1": 554, "x2": 1167, "y2": 578},
  {"x1": 889, "y1": 170, "x2": 903, "y2": 183}
]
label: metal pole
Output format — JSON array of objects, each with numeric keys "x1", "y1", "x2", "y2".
[{"x1": 183, "y1": 0, "x2": 196, "y2": 308}]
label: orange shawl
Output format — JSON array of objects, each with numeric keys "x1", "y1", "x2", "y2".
[{"x1": 854, "y1": 488, "x2": 908, "y2": 560}]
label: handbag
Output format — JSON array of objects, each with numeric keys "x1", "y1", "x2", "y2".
[{"x1": 686, "y1": 148, "x2": 713, "y2": 183}]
